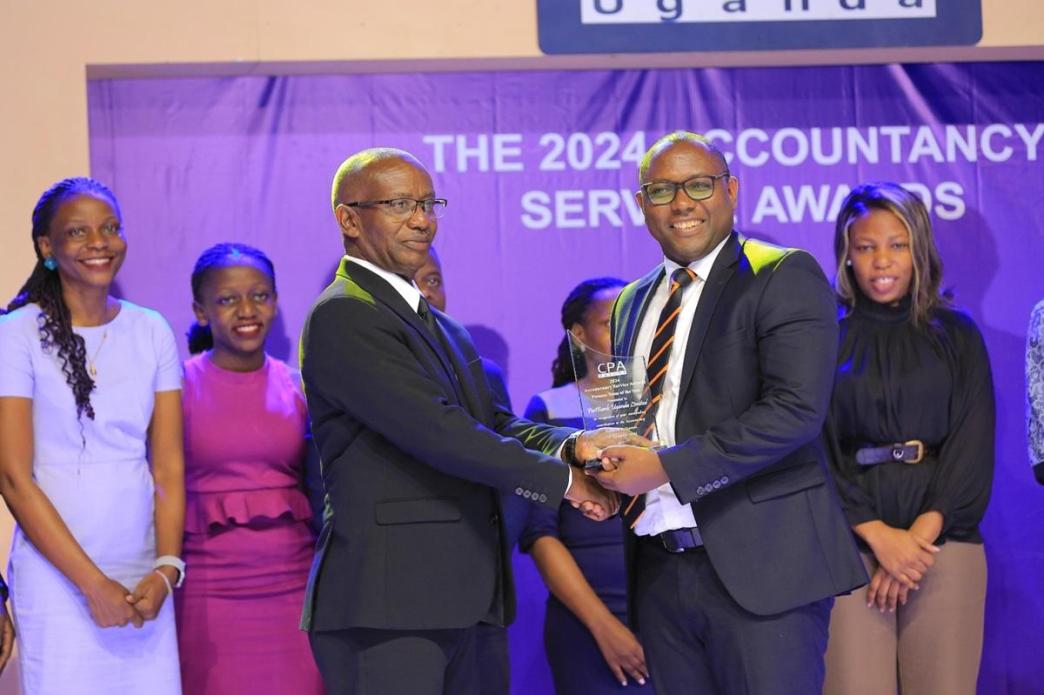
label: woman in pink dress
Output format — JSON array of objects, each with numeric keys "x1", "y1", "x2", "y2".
[{"x1": 176, "y1": 242, "x2": 323, "y2": 694}]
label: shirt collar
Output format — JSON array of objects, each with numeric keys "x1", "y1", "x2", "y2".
[
  {"x1": 661, "y1": 233, "x2": 731, "y2": 284},
  {"x1": 344, "y1": 255, "x2": 424, "y2": 312}
]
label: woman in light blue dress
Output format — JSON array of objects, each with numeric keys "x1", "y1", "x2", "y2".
[{"x1": 0, "y1": 178, "x2": 184, "y2": 693}]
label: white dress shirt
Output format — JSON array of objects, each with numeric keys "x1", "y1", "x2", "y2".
[
  {"x1": 632, "y1": 235, "x2": 730, "y2": 537},
  {"x1": 345, "y1": 255, "x2": 423, "y2": 312}
]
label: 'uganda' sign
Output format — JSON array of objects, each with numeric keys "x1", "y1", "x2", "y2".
[{"x1": 538, "y1": 0, "x2": 981, "y2": 53}]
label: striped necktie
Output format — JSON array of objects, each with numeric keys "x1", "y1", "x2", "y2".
[
  {"x1": 623, "y1": 266, "x2": 698, "y2": 529},
  {"x1": 639, "y1": 267, "x2": 698, "y2": 439}
]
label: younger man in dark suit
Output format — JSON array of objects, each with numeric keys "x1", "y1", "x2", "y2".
[{"x1": 592, "y1": 132, "x2": 867, "y2": 694}]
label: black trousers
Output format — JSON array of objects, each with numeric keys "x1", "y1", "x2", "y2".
[
  {"x1": 309, "y1": 625, "x2": 480, "y2": 695},
  {"x1": 635, "y1": 539, "x2": 832, "y2": 695},
  {"x1": 475, "y1": 623, "x2": 509, "y2": 695}
]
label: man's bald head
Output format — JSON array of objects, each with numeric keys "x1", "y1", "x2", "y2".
[
  {"x1": 331, "y1": 148, "x2": 437, "y2": 276},
  {"x1": 638, "y1": 131, "x2": 728, "y2": 184},
  {"x1": 635, "y1": 130, "x2": 738, "y2": 266},
  {"x1": 331, "y1": 147, "x2": 426, "y2": 211}
]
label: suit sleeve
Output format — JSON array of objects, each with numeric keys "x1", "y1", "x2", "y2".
[
  {"x1": 518, "y1": 394, "x2": 561, "y2": 551},
  {"x1": 659, "y1": 252, "x2": 839, "y2": 503},
  {"x1": 303, "y1": 433, "x2": 326, "y2": 534},
  {"x1": 302, "y1": 297, "x2": 570, "y2": 507},
  {"x1": 481, "y1": 358, "x2": 513, "y2": 412}
]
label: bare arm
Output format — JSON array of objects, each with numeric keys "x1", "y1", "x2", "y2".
[
  {"x1": 129, "y1": 390, "x2": 185, "y2": 619},
  {"x1": 0, "y1": 397, "x2": 142, "y2": 627},
  {"x1": 530, "y1": 535, "x2": 648, "y2": 686}
]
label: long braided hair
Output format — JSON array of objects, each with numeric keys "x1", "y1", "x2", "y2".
[
  {"x1": 187, "y1": 242, "x2": 277, "y2": 354},
  {"x1": 550, "y1": 277, "x2": 626, "y2": 388},
  {"x1": 3, "y1": 177, "x2": 122, "y2": 420}
]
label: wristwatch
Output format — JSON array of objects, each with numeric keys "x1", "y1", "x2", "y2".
[
  {"x1": 562, "y1": 431, "x2": 584, "y2": 467},
  {"x1": 154, "y1": 555, "x2": 186, "y2": 588}
]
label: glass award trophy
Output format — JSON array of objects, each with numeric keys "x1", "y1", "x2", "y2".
[{"x1": 567, "y1": 332, "x2": 656, "y2": 469}]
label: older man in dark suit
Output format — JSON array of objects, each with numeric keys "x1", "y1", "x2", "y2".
[
  {"x1": 300, "y1": 147, "x2": 632, "y2": 695},
  {"x1": 413, "y1": 246, "x2": 526, "y2": 695},
  {"x1": 592, "y1": 132, "x2": 867, "y2": 694}
]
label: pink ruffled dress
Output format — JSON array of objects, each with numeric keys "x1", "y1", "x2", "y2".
[{"x1": 175, "y1": 354, "x2": 323, "y2": 694}]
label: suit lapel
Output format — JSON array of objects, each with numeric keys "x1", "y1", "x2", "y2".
[
  {"x1": 615, "y1": 265, "x2": 664, "y2": 356},
  {"x1": 429, "y1": 308, "x2": 489, "y2": 421},
  {"x1": 677, "y1": 233, "x2": 742, "y2": 403},
  {"x1": 611, "y1": 266, "x2": 664, "y2": 522},
  {"x1": 337, "y1": 259, "x2": 463, "y2": 400}
]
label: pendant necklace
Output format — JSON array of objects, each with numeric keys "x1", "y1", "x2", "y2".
[{"x1": 87, "y1": 329, "x2": 109, "y2": 379}]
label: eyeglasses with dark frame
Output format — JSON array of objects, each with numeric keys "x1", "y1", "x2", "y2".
[
  {"x1": 344, "y1": 197, "x2": 448, "y2": 219},
  {"x1": 641, "y1": 173, "x2": 731, "y2": 206}
]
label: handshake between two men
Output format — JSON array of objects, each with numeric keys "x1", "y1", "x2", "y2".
[{"x1": 562, "y1": 428, "x2": 665, "y2": 521}]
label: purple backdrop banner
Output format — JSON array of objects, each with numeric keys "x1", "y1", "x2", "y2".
[{"x1": 88, "y1": 62, "x2": 1044, "y2": 694}]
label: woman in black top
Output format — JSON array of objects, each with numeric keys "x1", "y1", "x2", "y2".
[
  {"x1": 823, "y1": 182, "x2": 994, "y2": 695},
  {"x1": 520, "y1": 277, "x2": 654, "y2": 693}
]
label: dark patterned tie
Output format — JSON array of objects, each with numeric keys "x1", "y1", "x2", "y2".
[
  {"x1": 417, "y1": 296, "x2": 463, "y2": 396},
  {"x1": 623, "y1": 267, "x2": 698, "y2": 529},
  {"x1": 417, "y1": 296, "x2": 438, "y2": 335}
]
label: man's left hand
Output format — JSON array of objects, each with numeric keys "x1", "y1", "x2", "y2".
[
  {"x1": 588, "y1": 445, "x2": 669, "y2": 496},
  {"x1": 574, "y1": 429, "x2": 655, "y2": 467},
  {"x1": 565, "y1": 473, "x2": 620, "y2": 521}
]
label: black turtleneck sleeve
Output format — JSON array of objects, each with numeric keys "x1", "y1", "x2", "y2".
[{"x1": 826, "y1": 296, "x2": 995, "y2": 544}]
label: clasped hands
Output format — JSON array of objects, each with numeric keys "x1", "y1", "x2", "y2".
[
  {"x1": 857, "y1": 511, "x2": 943, "y2": 613},
  {"x1": 563, "y1": 428, "x2": 663, "y2": 521},
  {"x1": 83, "y1": 567, "x2": 176, "y2": 629}
]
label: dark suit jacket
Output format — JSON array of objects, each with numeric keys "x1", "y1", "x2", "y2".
[
  {"x1": 300, "y1": 258, "x2": 572, "y2": 632},
  {"x1": 480, "y1": 359, "x2": 534, "y2": 550},
  {"x1": 612, "y1": 233, "x2": 866, "y2": 617}
]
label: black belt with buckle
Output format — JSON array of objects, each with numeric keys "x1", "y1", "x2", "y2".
[
  {"x1": 854, "y1": 440, "x2": 932, "y2": 466},
  {"x1": 650, "y1": 527, "x2": 704, "y2": 553}
]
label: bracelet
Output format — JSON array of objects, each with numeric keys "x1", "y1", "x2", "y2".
[
  {"x1": 153, "y1": 569, "x2": 173, "y2": 596},
  {"x1": 153, "y1": 555, "x2": 186, "y2": 588}
]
